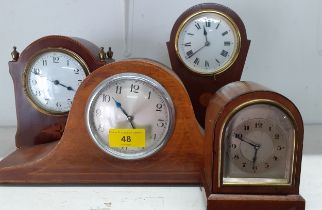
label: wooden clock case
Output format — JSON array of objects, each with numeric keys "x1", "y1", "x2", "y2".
[
  {"x1": 203, "y1": 81, "x2": 305, "y2": 210},
  {"x1": 0, "y1": 59, "x2": 204, "y2": 184},
  {"x1": 167, "y1": 3, "x2": 251, "y2": 128},
  {"x1": 9, "y1": 35, "x2": 108, "y2": 148}
]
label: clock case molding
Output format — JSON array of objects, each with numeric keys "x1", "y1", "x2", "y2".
[
  {"x1": 9, "y1": 35, "x2": 108, "y2": 148},
  {"x1": 203, "y1": 81, "x2": 305, "y2": 210},
  {"x1": 0, "y1": 59, "x2": 204, "y2": 184},
  {"x1": 167, "y1": 3, "x2": 251, "y2": 128}
]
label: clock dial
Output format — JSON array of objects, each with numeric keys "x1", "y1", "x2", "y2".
[
  {"x1": 25, "y1": 49, "x2": 89, "y2": 115},
  {"x1": 222, "y1": 103, "x2": 295, "y2": 185},
  {"x1": 86, "y1": 73, "x2": 175, "y2": 160},
  {"x1": 176, "y1": 11, "x2": 240, "y2": 75}
]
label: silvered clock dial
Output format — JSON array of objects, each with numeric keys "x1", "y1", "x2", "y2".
[
  {"x1": 223, "y1": 102, "x2": 295, "y2": 185},
  {"x1": 86, "y1": 73, "x2": 175, "y2": 160}
]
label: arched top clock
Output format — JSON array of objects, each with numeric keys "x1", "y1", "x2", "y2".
[
  {"x1": 167, "y1": 3, "x2": 250, "y2": 128},
  {"x1": 9, "y1": 35, "x2": 113, "y2": 147},
  {"x1": 203, "y1": 81, "x2": 305, "y2": 210}
]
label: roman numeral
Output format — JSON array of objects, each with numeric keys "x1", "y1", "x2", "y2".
[
  {"x1": 195, "y1": 22, "x2": 201, "y2": 30},
  {"x1": 206, "y1": 20, "x2": 211, "y2": 27},
  {"x1": 187, "y1": 33, "x2": 194, "y2": 36},
  {"x1": 220, "y1": 50, "x2": 228, "y2": 57},
  {"x1": 222, "y1": 31, "x2": 228, "y2": 36},
  {"x1": 184, "y1": 42, "x2": 191, "y2": 46},
  {"x1": 215, "y1": 59, "x2": 220, "y2": 65},
  {"x1": 186, "y1": 50, "x2": 193, "y2": 57},
  {"x1": 224, "y1": 41, "x2": 231, "y2": 46},
  {"x1": 193, "y1": 57, "x2": 200, "y2": 65},
  {"x1": 205, "y1": 60, "x2": 209, "y2": 68},
  {"x1": 216, "y1": 21, "x2": 221, "y2": 29}
]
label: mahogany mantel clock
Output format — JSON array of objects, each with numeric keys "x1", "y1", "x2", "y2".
[
  {"x1": 9, "y1": 35, "x2": 113, "y2": 148},
  {"x1": 203, "y1": 81, "x2": 305, "y2": 210},
  {"x1": 0, "y1": 59, "x2": 204, "y2": 184},
  {"x1": 167, "y1": 3, "x2": 250, "y2": 128}
]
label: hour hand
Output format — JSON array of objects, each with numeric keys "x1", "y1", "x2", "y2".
[{"x1": 112, "y1": 97, "x2": 135, "y2": 129}]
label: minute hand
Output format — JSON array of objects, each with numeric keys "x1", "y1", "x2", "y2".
[
  {"x1": 185, "y1": 44, "x2": 207, "y2": 59},
  {"x1": 235, "y1": 136, "x2": 260, "y2": 148}
]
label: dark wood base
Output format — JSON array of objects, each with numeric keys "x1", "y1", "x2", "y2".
[{"x1": 207, "y1": 194, "x2": 305, "y2": 210}]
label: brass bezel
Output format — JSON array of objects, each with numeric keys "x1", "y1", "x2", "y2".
[
  {"x1": 23, "y1": 47, "x2": 90, "y2": 116},
  {"x1": 174, "y1": 10, "x2": 241, "y2": 76},
  {"x1": 218, "y1": 99, "x2": 296, "y2": 187}
]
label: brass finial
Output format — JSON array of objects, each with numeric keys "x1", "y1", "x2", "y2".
[
  {"x1": 99, "y1": 47, "x2": 106, "y2": 62},
  {"x1": 106, "y1": 47, "x2": 113, "y2": 59},
  {"x1": 11, "y1": 46, "x2": 19, "y2": 61},
  {"x1": 105, "y1": 47, "x2": 115, "y2": 63}
]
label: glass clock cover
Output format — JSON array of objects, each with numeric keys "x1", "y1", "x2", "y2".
[
  {"x1": 86, "y1": 73, "x2": 175, "y2": 160},
  {"x1": 176, "y1": 11, "x2": 240, "y2": 75},
  {"x1": 25, "y1": 49, "x2": 88, "y2": 115},
  {"x1": 222, "y1": 102, "x2": 295, "y2": 185}
]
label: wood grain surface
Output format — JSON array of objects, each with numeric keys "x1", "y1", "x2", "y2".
[
  {"x1": 9, "y1": 35, "x2": 106, "y2": 147},
  {"x1": 0, "y1": 59, "x2": 204, "y2": 184}
]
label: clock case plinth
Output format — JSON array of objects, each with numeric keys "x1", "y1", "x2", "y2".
[
  {"x1": 203, "y1": 81, "x2": 305, "y2": 210},
  {"x1": 0, "y1": 59, "x2": 204, "y2": 184},
  {"x1": 167, "y1": 3, "x2": 250, "y2": 128},
  {"x1": 9, "y1": 35, "x2": 108, "y2": 148}
]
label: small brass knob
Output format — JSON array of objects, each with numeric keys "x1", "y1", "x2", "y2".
[
  {"x1": 99, "y1": 47, "x2": 107, "y2": 62},
  {"x1": 106, "y1": 47, "x2": 114, "y2": 59},
  {"x1": 11, "y1": 46, "x2": 19, "y2": 61}
]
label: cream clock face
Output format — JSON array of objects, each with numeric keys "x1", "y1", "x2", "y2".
[
  {"x1": 85, "y1": 73, "x2": 175, "y2": 160},
  {"x1": 25, "y1": 49, "x2": 89, "y2": 115},
  {"x1": 222, "y1": 103, "x2": 295, "y2": 185},
  {"x1": 176, "y1": 11, "x2": 240, "y2": 75}
]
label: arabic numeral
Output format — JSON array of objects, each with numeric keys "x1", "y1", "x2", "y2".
[
  {"x1": 157, "y1": 119, "x2": 165, "y2": 127},
  {"x1": 121, "y1": 136, "x2": 131, "y2": 142},
  {"x1": 130, "y1": 84, "x2": 140, "y2": 93},
  {"x1": 156, "y1": 103, "x2": 163, "y2": 112},
  {"x1": 116, "y1": 85, "x2": 122, "y2": 94},
  {"x1": 53, "y1": 57, "x2": 59, "y2": 63},
  {"x1": 102, "y1": 94, "x2": 110, "y2": 102},
  {"x1": 33, "y1": 68, "x2": 40, "y2": 75}
]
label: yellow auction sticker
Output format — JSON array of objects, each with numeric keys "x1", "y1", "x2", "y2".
[{"x1": 109, "y1": 128, "x2": 146, "y2": 148}]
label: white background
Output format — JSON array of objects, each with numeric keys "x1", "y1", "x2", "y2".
[{"x1": 0, "y1": 0, "x2": 321, "y2": 126}]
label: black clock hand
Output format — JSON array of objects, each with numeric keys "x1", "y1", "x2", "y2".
[
  {"x1": 203, "y1": 26, "x2": 209, "y2": 43},
  {"x1": 185, "y1": 36, "x2": 210, "y2": 59},
  {"x1": 112, "y1": 97, "x2": 135, "y2": 129},
  {"x1": 31, "y1": 72, "x2": 75, "y2": 91},
  {"x1": 53, "y1": 80, "x2": 75, "y2": 91},
  {"x1": 235, "y1": 136, "x2": 260, "y2": 148},
  {"x1": 186, "y1": 44, "x2": 207, "y2": 59},
  {"x1": 252, "y1": 145, "x2": 260, "y2": 170}
]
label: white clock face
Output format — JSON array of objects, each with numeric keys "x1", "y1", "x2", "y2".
[
  {"x1": 86, "y1": 73, "x2": 175, "y2": 160},
  {"x1": 25, "y1": 49, "x2": 89, "y2": 115},
  {"x1": 222, "y1": 103, "x2": 295, "y2": 185},
  {"x1": 176, "y1": 11, "x2": 240, "y2": 75}
]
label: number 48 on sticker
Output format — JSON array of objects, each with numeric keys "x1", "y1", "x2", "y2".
[
  {"x1": 109, "y1": 129, "x2": 145, "y2": 148},
  {"x1": 121, "y1": 136, "x2": 132, "y2": 142}
]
